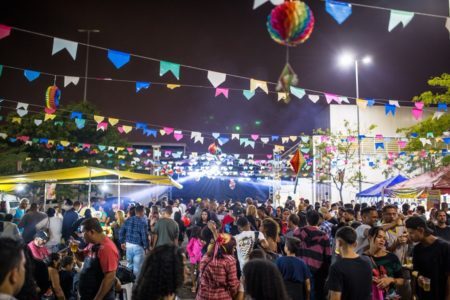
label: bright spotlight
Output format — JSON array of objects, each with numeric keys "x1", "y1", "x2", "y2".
[
  {"x1": 362, "y1": 56, "x2": 372, "y2": 64},
  {"x1": 16, "y1": 184, "x2": 26, "y2": 192},
  {"x1": 100, "y1": 184, "x2": 109, "y2": 192},
  {"x1": 338, "y1": 52, "x2": 355, "y2": 67}
]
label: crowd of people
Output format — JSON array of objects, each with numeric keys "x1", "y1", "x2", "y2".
[{"x1": 0, "y1": 196, "x2": 449, "y2": 300}]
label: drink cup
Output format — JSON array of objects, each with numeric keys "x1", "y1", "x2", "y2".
[
  {"x1": 423, "y1": 277, "x2": 431, "y2": 292},
  {"x1": 406, "y1": 256, "x2": 413, "y2": 265},
  {"x1": 70, "y1": 241, "x2": 79, "y2": 253}
]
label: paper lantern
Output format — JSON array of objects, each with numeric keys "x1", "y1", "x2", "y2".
[
  {"x1": 267, "y1": 0, "x2": 315, "y2": 47},
  {"x1": 45, "y1": 85, "x2": 61, "y2": 109}
]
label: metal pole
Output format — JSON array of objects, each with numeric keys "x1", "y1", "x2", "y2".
[
  {"x1": 118, "y1": 175, "x2": 121, "y2": 209},
  {"x1": 88, "y1": 169, "x2": 92, "y2": 207},
  {"x1": 355, "y1": 60, "x2": 362, "y2": 194},
  {"x1": 43, "y1": 183, "x2": 48, "y2": 211},
  {"x1": 78, "y1": 29, "x2": 99, "y2": 103}
]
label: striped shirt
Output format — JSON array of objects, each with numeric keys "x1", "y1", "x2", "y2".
[{"x1": 294, "y1": 226, "x2": 332, "y2": 273}]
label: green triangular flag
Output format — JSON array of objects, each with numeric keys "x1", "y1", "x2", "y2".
[{"x1": 160, "y1": 61, "x2": 180, "y2": 80}]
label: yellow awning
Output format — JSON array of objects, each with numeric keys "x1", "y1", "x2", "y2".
[{"x1": 0, "y1": 166, "x2": 182, "y2": 191}]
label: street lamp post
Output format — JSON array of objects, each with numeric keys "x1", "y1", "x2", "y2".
[
  {"x1": 78, "y1": 29, "x2": 100, "y2": 103},
  {"x1": 338, "y1": 53, "x2": 372, "y2": 194}
]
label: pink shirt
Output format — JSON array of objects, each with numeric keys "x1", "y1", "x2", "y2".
[
  {"x1": 186, "y1": 237, "x2": 203, "y2": 264},
  {"x1": 28, "y1": 241, "x2": 49, "y2": 260}
]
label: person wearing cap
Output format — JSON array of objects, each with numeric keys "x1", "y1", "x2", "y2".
[
  {"x1": 27, "y1": 230, "x2": 49, "y2": 261},
  {"x1": 406, "y1": 216, "x2": 450, "y2": 300}
]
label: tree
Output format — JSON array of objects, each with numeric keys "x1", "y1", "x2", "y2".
[
  {"x1": 314, "y1": 120, "x2": 376, "y2": 203},
  {"x1": 393, "y1": 73, "x2": 450, "y2": 174}
]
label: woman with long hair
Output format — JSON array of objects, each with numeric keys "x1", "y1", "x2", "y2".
[
  {"x1": 111, "y1": 210, "x2": 125, "y2": 258},
  {"x1": 196, "y1": 209, "x2": 211, "y2": 229},
  {"x1": 174, "y1": 211, "x2": 186, "y2": 245},
  {"x1": 276, "y1": 237, "x2": 311, "y2": 300},
  {"x1": 196, "y1": 222, "x2": 240, "y2": 300},
  {"x1": 246, "y1": 205, "x2": 258, "y2": 231},
  {"x1": 46, "y1": 253, "x2": 65, "y2": 300},
  {"x1": 243, "y1": 259, "x2": 290, "y2": 300},
  {"x1": 363, "y1": 226, "x2": 404, "y2": 299},
  {"x1": 132, "y1": 244, "x2": 184, "y2": 300}
]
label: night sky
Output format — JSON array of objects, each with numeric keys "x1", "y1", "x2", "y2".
[{"x1": 0, "y1": 0, "x2": 449, "y2": 155}]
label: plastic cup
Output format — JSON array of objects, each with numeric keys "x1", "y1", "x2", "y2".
[
  {"x1": 423, "y1": 277, "x2": 431, "y2": 292},
  {"x1": 70, "y1": 242, "x2": 78, "y2": 253}
]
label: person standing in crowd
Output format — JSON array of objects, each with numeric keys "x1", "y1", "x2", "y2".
[
  {"x1": 186, "y1": 226, "x2": 203, "y2": 293},
  {"x1": 285, "y1": 213, "x2": 300, "y2": 238},
  {"x1": 0, "y1": 238, "x2": 26, "y2": 300},
  {"x1": 196, "y1": 223, "x2": 240, "y2": 300},
  {"x1": 75, "y1": 218, "x2": 118, "y2": 300},
  {"x1": 111, "y1": 210, "x2": 125, "y2": 258},
  {"x1": 355, "y1": 206, "x2": 378, "y2": 254},
  {"x1": 46, "y1": 253, "x2": 65, "y2": 300},
  {"x1": 119, "y1": 205, "x2": 148, "y2": 276},
  {"x1": 62, "y1": 201, "x2": 80, "y2": 243},
  {"x1": 318, "y1": 207, "x2": 334, "y2": 242},
  {"x1": 13, "y1": 199, "x2": 28, "y2": 225},
  {"x1": 294, "y1": 210, "x2": 331, "y2": 300},
  {"x1": 328, "y1": 226, "x2": 372, "y2": 300},
  {"x1": 243, "y1": 259, "x2": 290, "y2": 300},
  {"x1": 415, "y1": 206, "x2": 427, "y2": 221},
  {"x1": 59, "y1": 256, "x2": 77, "y2": 300},
  {"x1": 132, "y1": 244, "x2": 184, "y2": 300},
  {"x1": 235, "y1": 217, "x2": 269, "y2": 272},
  {"x1": 0, "y1": 214, "x2": 21, "y2": 240},
  {"x1": 434, "y1": 209, "x2": 450, "y2": 241},
  {"x1": 276, "y1": 237, "x2": 312, "y2": 300},
  {"x1": 260, "y1": 218, "x2": 281, "y2": 259},
  {"x1": 18, "y1": 203, "x2": 47, "y2": 243},
  {"x1": 27, "y1": 231, "x2": 49, "y2": 261},
  {"x1": 173, "y1": 211, "x2": 186, "y2": 245},
  {"x1": 382, "y1": 205, "x2": 409, "y2": 263},
  {"x1": 245, "y1": 205, "x2": 258, "y2": 231},
  {"x1": 406, "y1": 216, "x2": 450, "y2": 300},
  {"x1": 152, "y1": 206, "x2": 179, "y2": 248},
  {"x1": 363, "y1": 227, "x2": 404, "y2": 299},
  {"x1": 196, "y1": 209, "x2": 211, "y2": 229},
  {"x1": 41, "y1": 207, "x2": 63, "y2": 253}
]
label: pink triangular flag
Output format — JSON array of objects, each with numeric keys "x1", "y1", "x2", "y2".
[
  {"x1": 397, "y1": 140, "x2": 407, "y2": 149},
  {"x1": 163, "y1": 127, "x2": 174, "y2": 135},
  {"x1": 215, "y1": 88, "x2": 229, "y2": 98},
  {"x1": 174, "y1": 132, "x2": 184, "y2": 141},
  {"x1": 412, "y1": 108, "x2": 423, "y2": 120},
  {"x1": 266, "y1": 154, "x2": 273, "y2": 159},
  {"x1": 414, "y1": 102, "x2": 424, "y2": 110},
  {"x1": 0, "y1": 24, "x2": 11, "y2": 40},
  {"x1": 117, "y1": 126, "x2": 125, "y2": 134},
  {"x1": 251, "y1": 134, "x2": 259, "y2": 141},
  {"x1": 324, "y1": 93, "x2": 339, "y2": 104}
]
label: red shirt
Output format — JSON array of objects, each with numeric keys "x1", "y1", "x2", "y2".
[
  {"x1": 28, "y1": 241, "x2": 49, "y2": 260},
  {"x1": 85, "y1": 236, "x2": 119, "y2": 273}
]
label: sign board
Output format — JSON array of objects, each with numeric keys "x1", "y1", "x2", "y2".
[{"x1": 427, "y1": 189, "x2": 441, "y2": 211}]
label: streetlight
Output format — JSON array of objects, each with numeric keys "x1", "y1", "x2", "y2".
[
  {"x1": 78, "y1": 29, "x2": 100, "y2": 103},
  {"x1": 338, "y1": 52, "x2": 372, "y2": 194}
]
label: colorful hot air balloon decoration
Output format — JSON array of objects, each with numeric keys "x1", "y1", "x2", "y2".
[
  {"x1": 45, "y1": 85, "x2": 61, "y2": 110},
  {"x1": 266, "y1": 0, "x2": 315, "y2": 103}
]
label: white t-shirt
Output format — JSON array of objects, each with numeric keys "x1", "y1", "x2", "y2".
[
  {"x1": 355, "y1": 224, "x2": 371, "y2": 254},
  {"x1": 235, "y1": 230, "x2": 266, "y2": 271}
]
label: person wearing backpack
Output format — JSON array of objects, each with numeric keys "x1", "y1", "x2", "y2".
[{"x1": 235, "y1": 217, "x2": 269, "y2": 272}]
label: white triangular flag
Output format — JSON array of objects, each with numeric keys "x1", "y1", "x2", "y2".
[
  {"x1": 17, "y1": 102, "x2": 29, "y2": 110},
  {"x1": 207, "y1": 71, "x2": 226, "y2": 88},
  {"x1": 232, "y1": 134, "x2": 240, "y2": 140},
  {"x1": 388, "y1": 10, "x2": 414, "y2": 32},
  {"x1": 446, "y1": 17, "x2": 450, "y2": 39},
  {"x1": 52, "y1": 38, "x2": 78, "y2": 60},
  {"x1": 389, "y1": 100, "x2": 400, "y2": 107},
  {"x1": 308, "y1": 94, "x2": 320, "y2": 103},
  {"x1": 64, "y1": 76, "x2": 80, "y2": 87},
  {"x1": 433, "y1": 111, "x2": 445, "y2": 119},
  {"x1": 253, "y1": 0, "x2": 269, "y2": 9},
  {"x1": 338, "y1": 97, "x2": 350, "y2": 104}
]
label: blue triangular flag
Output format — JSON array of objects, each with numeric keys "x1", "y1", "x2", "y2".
[
  {"x1": 411, "y1": 133, "x2": 418, "y2": 138},
  {"x1": 358, "y1": 135, "x2": 366, "y2": 140},
  {"x1": 243, "y1": 90, "x2": 255, "y2": 100},
  {"x1": 70, "y1": 112, "x2": 83, "y2": 119},
  {"x1": 443, "y1": 137, "x2": 450, "y2": 145},
  {"x1": 385, "y1": 104, "x2": 396, "y2": 116},
  {"x1": 218, "y1": 137, "x2": 230, "y2": 146},
  {"x1": 438, "y1": 103, "x2": 448, "y2": 112},
  {"x1": 24, "y1": 70, "x2": 40, "y2": 82},
  {"x1": 144, "y1": 129, "x2": 157, "y2": 138},
  {"x1": 366, "y1": 99, "x2": 375, "y2": 106},
  {"x1": 442, "y1": 149, "x2": 448, "y2": 156},
  {"x1": 107, "y1": 49, "x2": 130, "y2": 69},
  {"x1": 136, "y1": 82, "x2": 151, "y2": 93},
  {"x1": 271, "y1": 135, "x2": 280, "y2": 141},
  {"x1": 375, "y1": 142, "x2": 384, "y2": 149},
  {"x1": 325, "y1": 0, "x2": 352, "y2": 24},
  {"x1": 39, "y1": 138, "x2": 48, "y2": 144},
  {"x1": 136, "y1": 122, "x2": 147, "y2": 130},
  {"x1": 56, "y1": 145, "x2": 64, "y2": 151}
]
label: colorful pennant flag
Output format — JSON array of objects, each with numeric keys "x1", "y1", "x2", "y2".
[
  {"x1": 24, "y1": 70, "x2": 40, "y2": 82},
  {"x1": 0, "y1": 24, "x2": 11, "y2": 40},
  {"x1": 325, "y1": 0, "x2": 352, "y2": 24},
  {"x1": 290, "y1": 86, "x2": 306, "y2": 99},
  {"x1": 388, "y1": 10, "x2": 414, "y2": 32},
  {"x1": 250, "y1": 79, "x2": 268, "y2": 94},
  {"x1": 160, "y1": 61, "x2": 180, "y2": 80},
  {"x1": 308, "y1": 94, "x2": 320, "y2": 103},
  {"x1": 243, "y1": 90, "x2": 255, "y2": 100},
  {"x1": 207, "y1": 71, "x2": 226, "y2": 87},
  {"x1": 215, "y1": 88, "x2": 229, "y2": 98},
  {"x1": 64, "y1": 76, "x2": 80, "y2": 87},
  {"x1": 52, "y1": 38, "x2": 78, "y2": 60},
  {"x1": 136, "y1": 82, "x2": 151, "y2": 92},
  {"x1": 385, "y1": 104, "x2": 396, "y2": 116},
  {"x1": 107, "y1": 50, "x2": 130, "y2": 69}
]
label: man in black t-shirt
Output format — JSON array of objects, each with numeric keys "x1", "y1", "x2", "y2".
[
  {"x1": 406, "y1": 216, "x2": 450, "y2": 300},
  {"x1": 434, "y1": 210, "x2": 450, "y2": 242},
  {"x1": 328, "y1": 226, "x2": 372, "y2": 300}
]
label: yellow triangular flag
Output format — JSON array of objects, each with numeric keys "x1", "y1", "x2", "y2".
[
  {"x1": 250, "y1": 79, "x2": 268, "y2": 94},
  {"x1": 44, "y1": 114, "x2": 56, "y2": 121},
  {"x1": 118, "y1": 155, "x2": 125, "y2": 159},
  {"x1": 167, "y1": 84, "x2": 181, "y2": 90},
  {"x1": 12, "y1": 117, "x2": 22, "y2": 124},
  {"x1": 160, "y1": 129, "x2": 166, "y2": 136},
  {"x1": 108, "y1": 118, "x2": 119, "y2": 126},
  {"x1": 289, "y1": 136, "x2": 298, "y2": 142},
  {"x1": 122, "y1": 125, "x2": 133, "y2": 134},
  {"x1": 277, "y1": 92, "x2": 288, "y2": 101},
  {"x1": 93, "y1": 115, "x2": 104, "y2": 124},
  {"x1": 60, "y1": 141, "x2": 70, "y2": 147},
  {"x1": 356, "y1": 99, "x2": 368, "y2": 109},
  {"x1": 73, "y1": 147, "x2": 81, "y2": 153},
  {"x1": 48, "y1": 140, "x2": 55, "y2": 145},
  {"x1": 116, "y1": 147, "x2": 125, "y2": 152}
]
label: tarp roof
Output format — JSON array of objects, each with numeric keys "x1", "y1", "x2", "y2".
[
  {"x1": 356, "y1": 175, "x2": 409, "y2": 198},
  {"x1": 390, "y1": 165, "x2": 450, "y2": 191},
  {"x1": 0, "y1": 166, "x2": 182, "y2": 191}
]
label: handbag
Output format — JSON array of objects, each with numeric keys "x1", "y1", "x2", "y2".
[{"x1": 116, "y1": 265, "x2": 135, "y2": 284}]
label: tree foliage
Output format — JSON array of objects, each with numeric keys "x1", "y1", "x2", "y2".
[{"x1": 412, "y1": 73, "x2": 450, "y2": 104}]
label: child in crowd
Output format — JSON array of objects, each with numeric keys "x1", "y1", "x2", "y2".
[
  {"x1": 186, "y1": 226, "x2": 203, "y2": 293},
  {"x1": 59, "y1": 255, "x2": 77, "y2": 300}
]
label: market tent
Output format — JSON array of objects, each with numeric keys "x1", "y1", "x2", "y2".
[
  {"x1": 0, "y1": 166, "x2": 182, "y2": 191},
  {"x1": 356, "y1": 175, "x2": 408, "y2": 198},
  {"x1": 389, "y1": 165, "x2": 450, "y2": 195}
]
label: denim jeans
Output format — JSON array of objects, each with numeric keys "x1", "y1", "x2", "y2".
[{"x1": 126, "y1": 242, "x2": 145, "y2": 276}]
